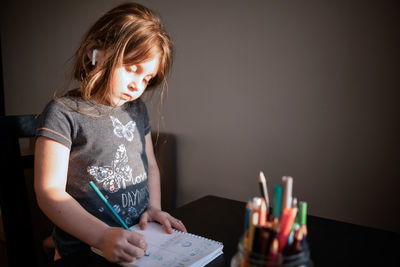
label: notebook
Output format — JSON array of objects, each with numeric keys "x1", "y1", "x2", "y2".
[{"x1": 91, "y1": 222, "x2": 223, "y2": 267}]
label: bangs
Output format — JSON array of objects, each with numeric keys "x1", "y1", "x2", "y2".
[
  {"x1": 121, "y1": 34, "x2": 169, "y2": 88},
  {"x1": 123, "y1": 35, "x2": 161, "y2": 65}
]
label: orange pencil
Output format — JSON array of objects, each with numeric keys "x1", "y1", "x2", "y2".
[{"x1": 259, "y1": 199, "x2": 267, "y2": 225}]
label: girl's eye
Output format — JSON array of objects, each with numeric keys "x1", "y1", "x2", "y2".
[{"x1": 126, "y1": 65, "x2": 137, "y2": 73}]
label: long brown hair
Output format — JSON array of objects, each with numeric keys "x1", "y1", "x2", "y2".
[{"x1": 68, "y1": 2, "x2": 172, "y2": 105}]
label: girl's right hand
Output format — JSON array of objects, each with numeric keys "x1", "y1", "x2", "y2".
[{"x1": 99, "y1": 227, "x2": 148, "y2": 263}]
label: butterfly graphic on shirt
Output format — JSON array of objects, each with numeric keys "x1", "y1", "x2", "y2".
[
  {"x1": 110, "y1": 116, "x2": 136, "y2": 142},
  {"x1": 87, "y1": 144, "x2": 133, "y2": 193}
]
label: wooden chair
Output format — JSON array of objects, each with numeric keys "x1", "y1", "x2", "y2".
[{"x1": 0, "y1": 114, "x2": 178, "y2": 267}]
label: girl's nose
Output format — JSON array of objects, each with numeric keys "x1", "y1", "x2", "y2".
[{"x1": 128, "y1": 83, "x2": 139, "y2": 92}]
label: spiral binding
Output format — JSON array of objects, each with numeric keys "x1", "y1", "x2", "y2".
[{"x1": 171, "y1": 228, "x2": 224, "y2": 247}]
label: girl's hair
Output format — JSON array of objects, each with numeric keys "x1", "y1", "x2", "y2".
[{"x1": 67, "y1": 2, "x2": 172, "y2": 105}]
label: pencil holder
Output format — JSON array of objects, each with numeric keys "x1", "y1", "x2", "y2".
[{"x1": 230, "y1": 237, "x2": 313, "y2": 267}]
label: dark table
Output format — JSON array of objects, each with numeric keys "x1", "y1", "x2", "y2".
[{"x1": 49, "y1": 195, "x2": 400, "y2": 267}]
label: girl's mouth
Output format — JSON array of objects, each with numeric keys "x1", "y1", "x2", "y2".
[{"x1": 121, "y1": 93, "x2": 132, "y2": 100}]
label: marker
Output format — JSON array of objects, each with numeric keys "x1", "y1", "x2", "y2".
[
  {"x1": 258, "y1": 171, "x2": 270, "y2": 208},
  {"x1": 292, "y1": 197, "x2": 298, "y2": 209},
  {"x1": 299, "y1": 201, "x2": 308, "y2": 236},
  {"x1": 273, "y1": 185, "x2": 282, "y2": 218},
  {"x1": 290, "y1": 197, "x2": 299, "y2": 245},
  {"x1": 299, "y1": 201, "x2": 307, "y2": 225},
  {"x1": 89, "y1": 181, "x2": 149, "y2": 256},
  {"x1": 281, "y1": 176, "x2": 293, "y2": 213}
]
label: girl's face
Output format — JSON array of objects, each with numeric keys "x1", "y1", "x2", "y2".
[{"x1": 109, "y1": 55, "x2": 160, "y2": 106}]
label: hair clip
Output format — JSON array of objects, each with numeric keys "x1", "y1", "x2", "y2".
[{"x1": 92, "y1": 49, "x2": 98, "y2": 65}]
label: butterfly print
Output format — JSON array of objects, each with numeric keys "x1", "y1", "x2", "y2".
[
  {"x1": 87, "y1": 144, "x2": 133, "y2": 193},
  {"x1": 110, "y1": 116, "x2": 136, "y2": 142}
]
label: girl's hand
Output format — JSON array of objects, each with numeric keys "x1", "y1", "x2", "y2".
[
  {"x1": 139, "y1": 206, "x2": 187, "y2": 234},
  {"x1": 99, "y1": 227, "x2": 148, "y2": 263}
]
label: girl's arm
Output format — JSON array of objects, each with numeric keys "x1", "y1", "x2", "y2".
[
  {"x1": 145, "y1": 132, "x2": 162, "y2": 210},
  {"x1": 34, "y1": 136, "x2": 147, "y2": 262},
  {"x1": 139, "y1": 133, "x2": 187, "y2": 233}
]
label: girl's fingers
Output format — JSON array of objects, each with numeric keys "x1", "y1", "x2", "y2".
[
  {"x1": 122, "y1": 242, "x2": 145, "y2": 259},
  {"x1": 173, "y1": 218, "x2": 187, "y2": 233},
  {"x1": 139, "y1": 212, "x2": 148, "y2": 230},
  {"x1": 126, "y1": 231, "x2": 147, "y2": 251},
  {"x1": 160, "y1": 217, "x2": 173, "y2": 234},
  {"x1": 117, "y1": 250, "x2": 136, "y2": 264},
  {"x1": 169, "y1": 217, "x2": 187, "y2": 232},
  {"x1": 153, "y1": 211, "x2": 186, "y2": 233}
]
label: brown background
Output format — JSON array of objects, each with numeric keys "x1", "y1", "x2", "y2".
[{"x1": 1, "y1": 0, "x2": 399, "y2": 233}]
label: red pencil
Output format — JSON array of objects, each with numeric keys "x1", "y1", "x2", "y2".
[{"x1": 277, "y1": 208, "x2": 297, "y2": 253}]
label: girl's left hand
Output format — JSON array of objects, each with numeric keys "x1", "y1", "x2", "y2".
[{"x1": 139, "y1": 206, "x2": 187, "y2": 234}]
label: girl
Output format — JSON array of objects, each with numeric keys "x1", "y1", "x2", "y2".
[{"x1": 34, "y1": 2, "x2": 186, "y2": 264}]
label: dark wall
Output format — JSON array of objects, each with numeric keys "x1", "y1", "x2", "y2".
[{"x1": 1, "y1": 0, "x2": 399, "y2": 233}]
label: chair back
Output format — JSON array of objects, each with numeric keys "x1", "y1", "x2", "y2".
[{"x1": 0, "y1": 115, "x2": 44, "y2": 267}]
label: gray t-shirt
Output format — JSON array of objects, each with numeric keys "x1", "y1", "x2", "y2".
[{"x1": 36, "y1": 97, "x2": 151, "y2": 255}]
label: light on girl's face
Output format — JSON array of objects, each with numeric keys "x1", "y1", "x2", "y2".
[{"x1": 110, "y1": 55, "x2": 160, "y2": 106}]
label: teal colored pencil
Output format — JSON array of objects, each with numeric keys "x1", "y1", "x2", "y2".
[
  {"x1": 244, "y1": 199, "x2": 252, "y2": 233},
  {"x1": 89, "y1": 181, "x2": 129, "y2": 230},
  {"x1": 89, "y1": 181, "x2": 149, "y2": 256},
  {"x1": 273, "y1": 185, "x2": 282, "y2": 218}
]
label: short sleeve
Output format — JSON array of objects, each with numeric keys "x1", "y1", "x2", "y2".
[
  {"x1": 142, "y1": 101, "x2": 151, "y2": 135},
  {"x1": 36, "y1": 99, "x2": 74, "y2": 149}
]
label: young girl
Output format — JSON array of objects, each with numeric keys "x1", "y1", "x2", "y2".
[{"x1": 34, "y1": 2, "x2": 186, "y2": 264}]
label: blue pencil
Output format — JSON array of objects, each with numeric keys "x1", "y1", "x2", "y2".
[
  {"x1": 89, "y1": 181, "x2": 130, "y2": 230},
  {"x1": 244, "y1": 199, "x2": 252, "y2": 233}
]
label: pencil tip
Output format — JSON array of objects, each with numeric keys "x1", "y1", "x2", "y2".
[{"x1": 259, "y1": 171, "x2": 266, "y2": 182}]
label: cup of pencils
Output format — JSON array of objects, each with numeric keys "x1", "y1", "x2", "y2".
[{"x1": 231, "y1": 172, "x2": 313, "y2": 267}]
